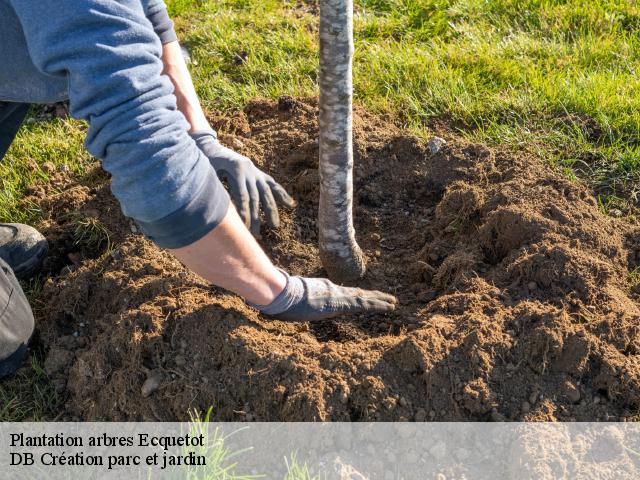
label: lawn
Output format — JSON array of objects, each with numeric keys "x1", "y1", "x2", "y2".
[{"x1": 1, "y1": 0, "x2": 640, "y2": 420}]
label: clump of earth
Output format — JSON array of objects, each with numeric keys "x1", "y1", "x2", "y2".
[{"x1": 26, "y1": 97, "x2": 640, "y2": 421}]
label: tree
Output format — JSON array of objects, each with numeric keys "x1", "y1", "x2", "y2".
[{"x1": 318, "y1": 0, "x2": 366, "y2": 284}]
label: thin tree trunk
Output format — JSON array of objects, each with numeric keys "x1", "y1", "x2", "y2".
[{"x1": 318, "y1": 0, "x2": 366, "y2": 284}]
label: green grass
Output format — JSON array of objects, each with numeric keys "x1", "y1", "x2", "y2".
[
  {"x1": 176, "y1": 0, "x2": 640, "y2": 203},
  {"x1": 3, "y1": 0, "x2": 640, "y2": 419},
  {"x1": 0, "y1": 355, "x2": 60, "y2": 421}
]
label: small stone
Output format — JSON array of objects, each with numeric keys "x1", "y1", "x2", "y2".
[
  {"x1": 427, "y1": 137, "x2": 447, "y2": 155},
  {"x1": 59, "y1": 164, "x2": 69, "y2": 173},
  {"x1": 610, "y1": 209, "x2": 623, "y2": 218},
  {"x1": 529, "y1": 390, "x2": 539, "y2": 405},
  {"x1": 521, "y1": 401, "x2": 531, "y2": 414},
  {"x1": 429, "y1": 410, "x2": 436, "y2": 420},
  {"x1": 414, "y1": 408, "x2": 427, "y2": 422},
  {"x1": 593, "y1": 395, "x2": 601, "y2": 404},
  {"x1": 371, "y1": 233, "x2": 381, "y2": 242},
  {"x1": 130, "y1": 224, "x2": 138, "y2": 233},
  {"x1": 399, "y1": 396, "x2": 408, "y2": 408},
  {"x1": 141, "y1": 372, "x2": 163, "y2": 397},
  {"x1": 527, "y1": 281, "x2": 538, "y2": 290},
  {"x1": 561, "y1": 380, "x2": 581, "y2": 403},
  {"x1": 174, "y1": 355, "x2": 186, "y2": 367}
]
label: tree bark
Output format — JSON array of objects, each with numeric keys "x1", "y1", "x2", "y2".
[{"x1": 318, "y1": 0, "x2": 366, "y2": 284}]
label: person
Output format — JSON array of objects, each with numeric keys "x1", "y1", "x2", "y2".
[{"x1": 0, "y1": 0, "x2": 397, "y2": 378}]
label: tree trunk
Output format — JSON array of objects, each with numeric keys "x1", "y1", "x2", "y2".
[{"x1": 318, "y1": 0, "x2": 366, "y2": 284}]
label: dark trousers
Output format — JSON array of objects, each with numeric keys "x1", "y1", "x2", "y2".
[
  {"x1": 0, "y1": 102, "x2": 30, "y2": 159},
  {"x1": 0, "y1": 102, "x2": 34, "y2": 371}
]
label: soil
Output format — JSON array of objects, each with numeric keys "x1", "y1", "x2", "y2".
[{"x1": 27, "y1": 97, "x2": 640, "y2": 421}]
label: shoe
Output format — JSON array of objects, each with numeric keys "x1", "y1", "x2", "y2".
[
  {"x1": 0, "y1": 343, "x2": 28, "y2": 379},
  {"x1": 0, "y1": 223, "x2": 48, "y2": 280}
]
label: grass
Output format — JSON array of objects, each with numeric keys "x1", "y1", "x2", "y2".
[
  {"x1": 175, "y1": 0, "x2": 640, "y2": 203},
  {"x1": 0, "y1": 355, "x2": 60, "y2": 421},
  {"x1": 168, "y1": 408, "x2": 323, "y2": 479},
  {"x1": 2, "y1": 0, "x2": 640, "y2": 419}
]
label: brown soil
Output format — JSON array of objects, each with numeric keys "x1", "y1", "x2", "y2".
[{"x1": 30, "y1": 97, "x2": 640, "y2": 421}]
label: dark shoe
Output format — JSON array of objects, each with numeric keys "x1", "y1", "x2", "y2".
[
  {"x1": 0, "y1": 342, "x2": 28, "y2": 379},
  {"x1": 0, "y1": 223, "x2": 48, "y2": 280}
]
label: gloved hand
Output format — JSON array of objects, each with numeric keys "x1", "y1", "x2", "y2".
[
  {"x1": 251, "y1": 271, "x2": 398, "y2": 321},
  {"x1": 191, "y1": 130, "x2": 295, "y2": 235}
]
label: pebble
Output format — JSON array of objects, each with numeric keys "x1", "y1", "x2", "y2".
[
  {"x1": 527, "y1": 281, "x2": 538, "y2": 290},
  {"x1": 414, "y1": 408, "x2": 427, "y2": 422},
  {"x1": 130, "y1": 224, "x2": 138, "y2": 233},
  {"x1": 529, "y1": 390, "x2": 539, "y2": 405},
  {"x1": 428, "y1": 137, "x2": 447, "y2": 155},
  {"x1": 141, "y1": 372, "x2": 163, "y2": 397},
  {"x1": 521, "y1": 401, "x2": 531, "y2": 414},
  {"x1": 561, "y1": 380, "x2": 581, "y2": 403},
  {"x1": 174, "y1": 355, "x2": 186, "y2": 367},
  {"x1": 610, "y1": 209, "x2": 623, "y2": 218},
  {"x1": 399, "y1": 396, "x2": 408, "y2": 408}
]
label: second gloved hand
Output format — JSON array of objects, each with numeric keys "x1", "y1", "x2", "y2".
[
  {"x1": 251, "y1": 271, "x2": 399, "y2": 322},
  {"x1": 191, "y1": 130, "x2": 295, "y2": 235}
]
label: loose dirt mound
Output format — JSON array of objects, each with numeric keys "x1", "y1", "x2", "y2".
[{"x1": 33, "y1": 98, "x2": 640, "y2": 421}]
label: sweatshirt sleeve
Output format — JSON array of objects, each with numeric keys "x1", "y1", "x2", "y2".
[
  {"x1": 9, "y1": 0, "x2": 230, "y2": 249},
  {"x1": 143, "y1": 0, "x2": 178, "y2": 45}
]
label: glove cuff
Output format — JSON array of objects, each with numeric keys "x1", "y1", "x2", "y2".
[{"x1": 248, "y1": 269, "x2": 305, "y2": 316}]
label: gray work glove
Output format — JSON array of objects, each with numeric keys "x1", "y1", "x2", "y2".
[
  {"x1": 251, "y1": 271, "x2": 398, "y2": 321},
  {"x1": 191, "y1": 130, "x2": 295, "y2": 235}
]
